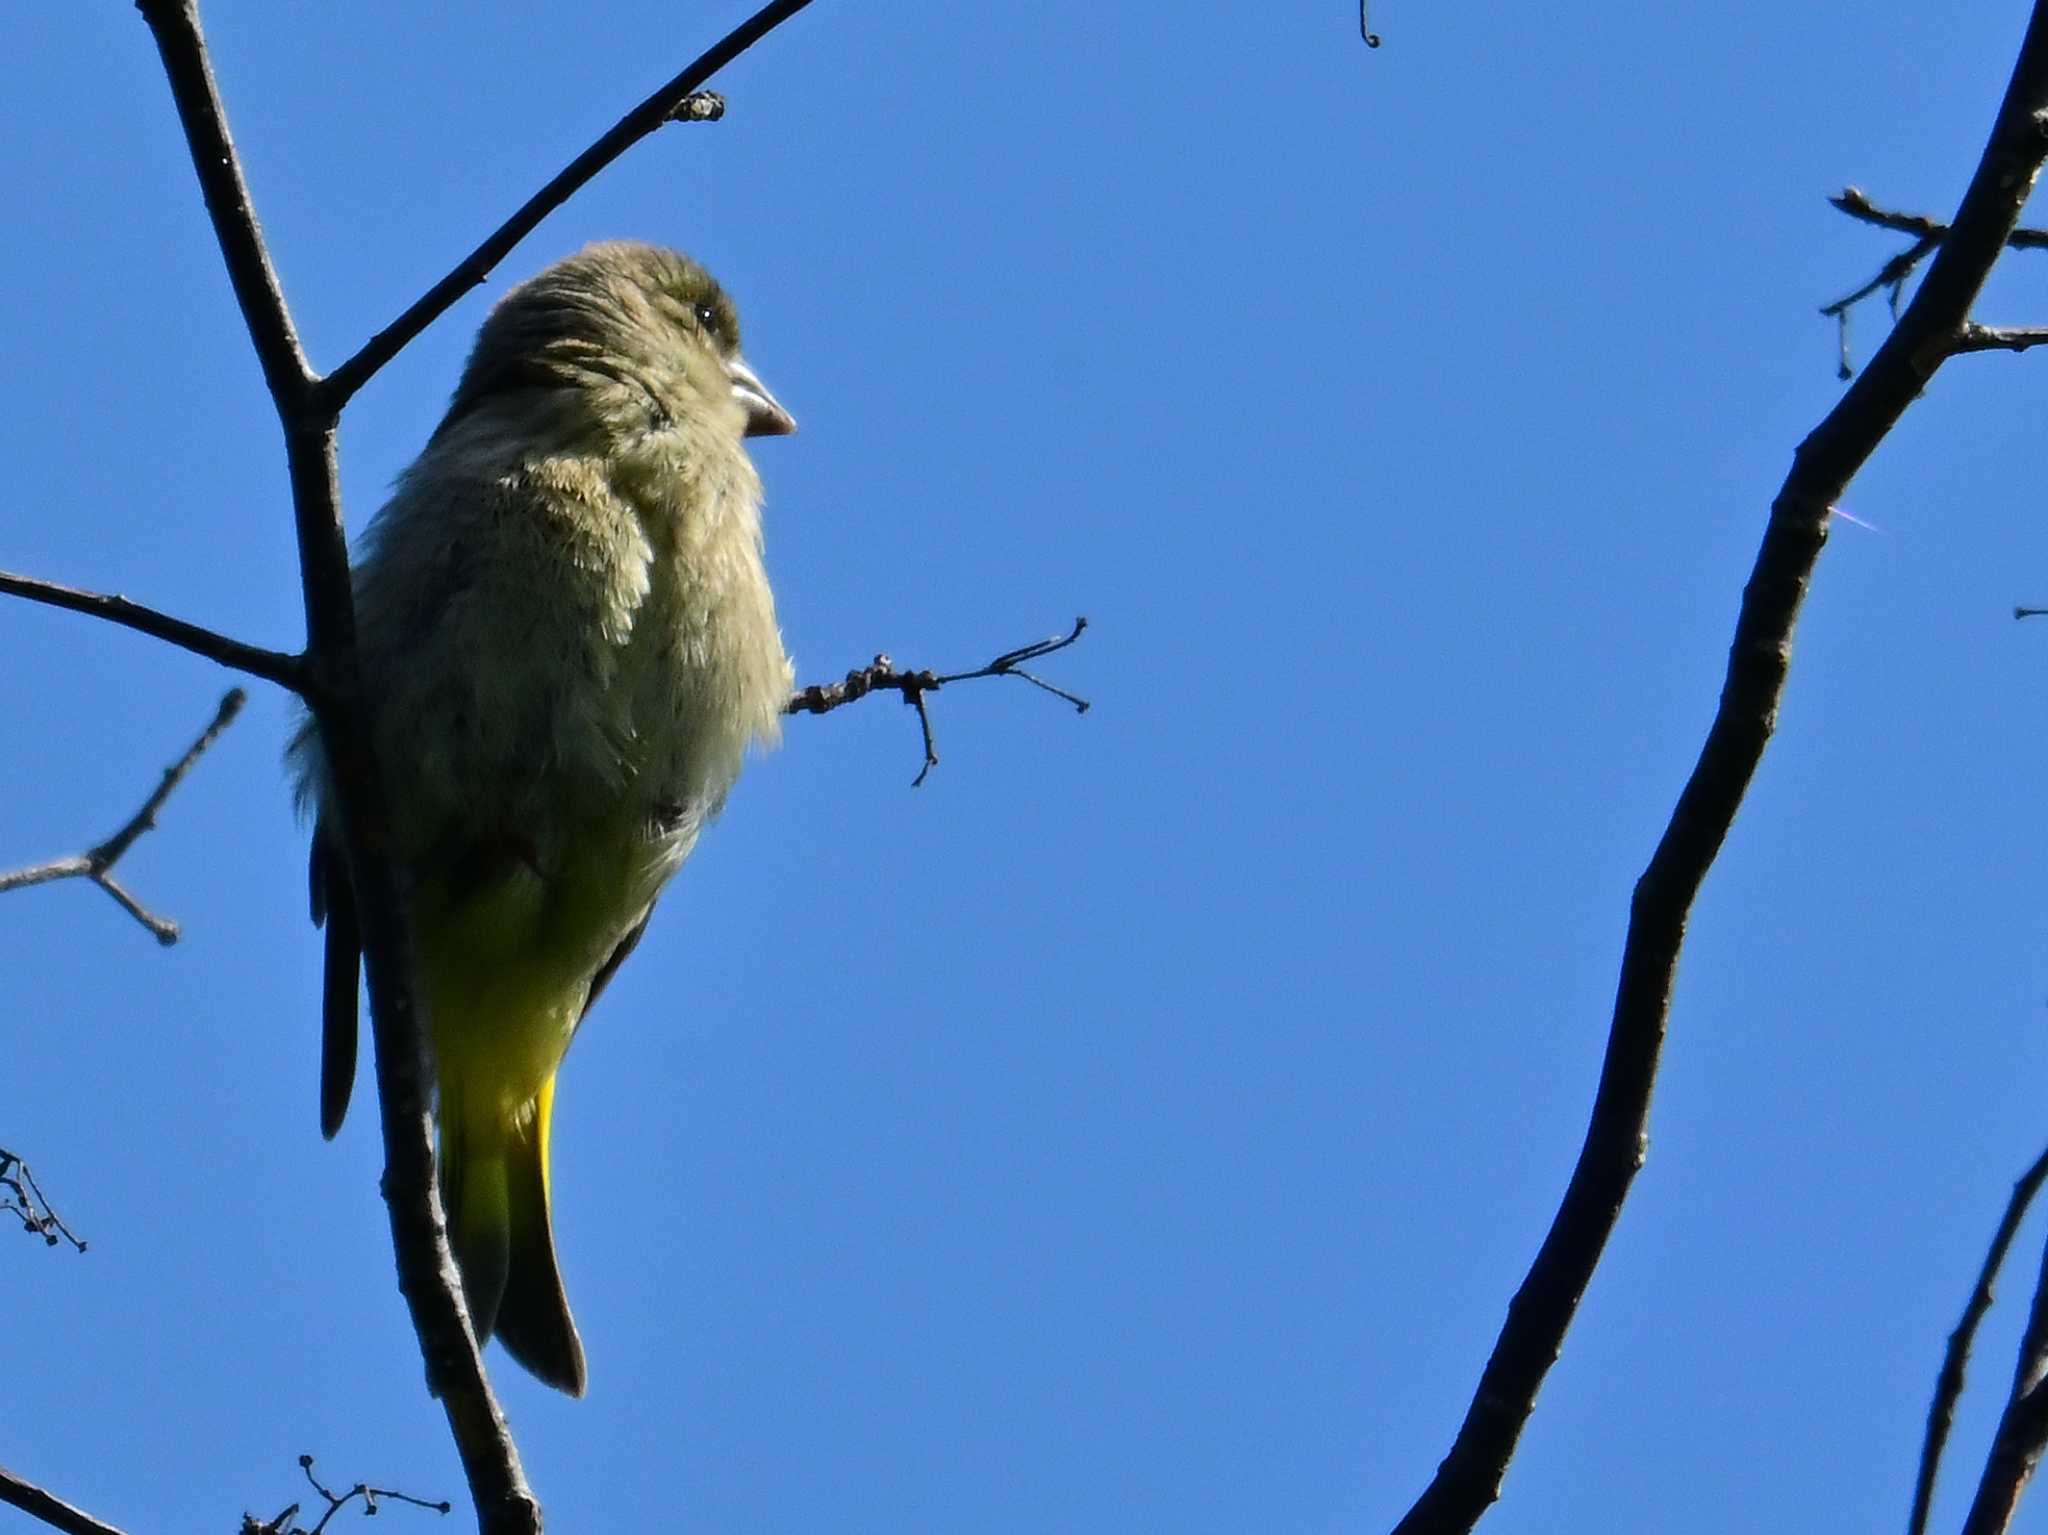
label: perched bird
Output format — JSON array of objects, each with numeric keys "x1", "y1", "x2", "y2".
[{"x1": 290, "y1": 241, "x2": 795, "y2": 1395}]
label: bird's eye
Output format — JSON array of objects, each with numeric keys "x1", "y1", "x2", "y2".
[{"x1": 693, "y1": 301, "x2": 719, "y2": 334}]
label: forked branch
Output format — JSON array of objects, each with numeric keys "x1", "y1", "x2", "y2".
[{"x1": 0, "y1": 690, "x2": 246, "y2": 944}]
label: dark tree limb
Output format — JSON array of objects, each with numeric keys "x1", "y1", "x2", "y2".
[
  {"x1": 788, "y1": 618, "x2": 1090, "y2": 785},
  {"x1": 0, "y1": 689, "x2": 245, "y2": 944},
  {"x1": 0, "y1": 1465, "x2": 129, "y2": 1535},
  {"x1": 1390, "y1": 10, "x2": 2048, "y2": 1534},
  {"x1": 133, "y1": 2, "x2": 532, "y2": 1529},
  {"x1": 1910, "y1": 1146, "x2": 2048, "y2": 1535}
]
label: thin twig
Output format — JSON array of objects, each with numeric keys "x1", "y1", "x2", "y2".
[
  {"x1": 0, "y1": 689, "x2": 246, "y2": 944},
  {"x1": 1910, "y1": 1145, "x2": 2048, "y2": 1535},
  {"x1": 1832, "y1": 185, "x2": 2048, "y2": 249},
  {"x1": 0, "y1": 1149, "x2": 87, "y2": 1252},
  {"x1": 788, "y1": 618, "x2": 1089, "y2": 785},
  {"x1": 0, "y1": 569, "x2": 303, "y2": 690},
  {"x1": 0, "y1": 1465, "x2": 130, "y2": 1535},
  {"x1": 1390, "y1": 10, "x2": 2048, "y2": 1534},
  {"x1": 320, "y1": 0, "x2": 825, "y2": 408},
  {"x1": 240, "y1": 1455, "x2": 451, "y2": 1535}
]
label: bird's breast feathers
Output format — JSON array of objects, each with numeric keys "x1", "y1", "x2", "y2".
[{"x1": 353, "y1": 416, "x2": 789, "y2": 871}]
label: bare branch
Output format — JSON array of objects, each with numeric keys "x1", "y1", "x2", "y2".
[
  {"x1": 0, "y1": 690, "x2": 246, "y2": 945},
  {"x1": 0, "y1": 1149, "x2": 87, "y2": 1252},
  {"x1": 320, "y1": 0, "x2": 826, "y2": 408},
  {"x1": 0, "y1": 569, "x2": 303, "y2": 690},
  {"x1": 1391, "y1": 13, "x2": 2048, "y2": 1534},
  {"x1": 0, "y1": 1465, "x2": 129, "y2": 1535},
  {"x1": 788, "y1": 618, "x2": 1090, "y2": 785},
  {"x1": 1910, "y1": 1146, "x2": 2048, "y2": 1535}
]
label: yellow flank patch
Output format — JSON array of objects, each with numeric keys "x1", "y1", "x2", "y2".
[{"x1": 413, "y1": 825, "x2": 657, "y2": 1133}]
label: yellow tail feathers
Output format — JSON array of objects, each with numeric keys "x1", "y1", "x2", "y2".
[{"x1": 441, "y1": 1074, "x2": 587, "y2": 1396}]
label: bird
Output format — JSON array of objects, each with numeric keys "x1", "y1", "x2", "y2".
[{"x1": 289, "y1": 241, "x2": 796, "y2": 1396}]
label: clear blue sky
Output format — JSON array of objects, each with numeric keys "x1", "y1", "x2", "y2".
[{"x1": 8, "y1": 3, "x2": 2048, "y2": 1532}]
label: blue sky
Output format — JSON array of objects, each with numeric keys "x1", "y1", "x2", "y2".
[{"x1": 9, "y1": 3, "x2": 2048, "y2": 1533}]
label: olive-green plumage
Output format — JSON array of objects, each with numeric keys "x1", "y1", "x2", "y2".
[{"x1": 291, "y1": 242, "x2": 795, "y2": 1395}]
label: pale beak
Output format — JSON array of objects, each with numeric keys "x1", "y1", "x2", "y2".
[{"x1": 728, "y1": 354, "x2": 796, "y2": 437}]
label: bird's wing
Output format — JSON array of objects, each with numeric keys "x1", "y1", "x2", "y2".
[{"x1": 578, "y1": 904, "x2": 654, "y2": 1027}]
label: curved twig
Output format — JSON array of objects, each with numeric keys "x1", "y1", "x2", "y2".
[{"x1": 1910, "y1": 1146, "x2": 2048, "y2": 1535}]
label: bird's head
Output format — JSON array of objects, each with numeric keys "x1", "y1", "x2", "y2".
[{"x1": 435, "y1": 241, "x2": 795, "y2": 448}]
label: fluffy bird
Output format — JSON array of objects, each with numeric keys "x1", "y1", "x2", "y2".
[{"x1": 290, "y1": 241, "x2": 795, "y2": 1395}]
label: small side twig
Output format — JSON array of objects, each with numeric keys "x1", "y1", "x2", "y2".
[
  {"x1": 787, "y1": 617, "x2": 1090, "y2": 786},
  {"x1": 1955, "y1": 323, "x2": 2048, "y2": 355},
  {"x1": 0, "y1": 1149, "x2": 86, "y2": 1253},
  {"x1": 1823, "y1": 187, "x2": 2048, "y2": 378},
  {"x1": 0, "y1": 569, "x2": 304, "y2": 691},
  {"x1": 0, "y1": 690, "x2": 246, "y2": 945},
  {"x1": 1909, "y1": 1143, "x2": 2048, "y2": 1535},
  {"x1": 242, "y1": 1456, "x2": 451, "y2": 1535}
]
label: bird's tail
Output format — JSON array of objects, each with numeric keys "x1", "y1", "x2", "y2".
[{"x1": 441, "y1": 1074, "x2": 588, "y2": 1396}]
